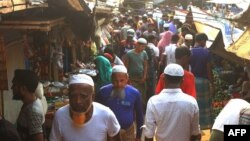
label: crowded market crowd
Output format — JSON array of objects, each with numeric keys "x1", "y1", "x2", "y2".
[{"x1": 1, "y1": 2, "x2": 250, "y2": 141}]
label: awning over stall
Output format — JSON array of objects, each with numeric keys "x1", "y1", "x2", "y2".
[{"x1": 227, "y1": 28, "x2": 250, "y2": 61}]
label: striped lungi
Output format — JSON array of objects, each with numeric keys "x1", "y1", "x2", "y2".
[{"x1": 195, "y1": 77, "x2": 212, "y2": 130}]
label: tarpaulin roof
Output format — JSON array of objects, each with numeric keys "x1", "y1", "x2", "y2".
[
  {"x1": 210, "y1": 31, "x2": 245, "y2": 66},
  {"x1": 206, "y1": 0, "x2": 239, "y2": 4},
  {"x1": 231, "y1": 5, "x2": 250, "y2": 26},
  {"x1": 226, "y1": 27, "x2": 250, "y2": 61},
  {"x1": 175, "y1": 6, "x2": 244, "y2": 48},
  {"x1": 175, "y1": 7, "x2": 245, "y2": 65},
  {"x1": 206, "y1": 0, "x2": 250, "y2": 11}
]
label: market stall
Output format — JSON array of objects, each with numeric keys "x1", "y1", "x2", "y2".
[{"x1": 0, "y1": 0, "x2": 96, "y2": 125}]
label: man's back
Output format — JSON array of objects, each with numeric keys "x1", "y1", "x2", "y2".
[
  {"x1": 164, "y1": 43, "x2": 177, "y2": 65},
  {"x1": 144, "y1": 88, "x2": 199, "y2": 141}
]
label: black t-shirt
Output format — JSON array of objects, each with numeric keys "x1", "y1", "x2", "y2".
[{"x1": 0, "y1": 118, "x2": 21, "y2": 141}]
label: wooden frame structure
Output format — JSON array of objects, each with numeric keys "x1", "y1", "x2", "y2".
[
  {"x1": 0, "y1": 0, "x2": 48, "y2": 14},
  {"x1": 0, "y1": 17, "x2": 65, "y2": 32}
]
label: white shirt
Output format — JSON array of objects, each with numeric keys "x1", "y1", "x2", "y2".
[
  {"x1": 148, "y1": 43, "x2": 159, "y2": 57},
  {"x1": 143, "y1": 89, "x2": 200, "y2": 141},
  {"x1": 163, "y1": 43, "x2": 177, "y2": 65},
  {"x1": 212, "y1": 99, "x2": 250, "y2": 132},
  {"x1": 49, "y1": 102, "x2": 120, "y2": 141}
]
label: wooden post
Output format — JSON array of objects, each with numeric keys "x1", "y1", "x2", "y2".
[{"x1": 0, "y1": 90, "x2": 3, "y2": 118}]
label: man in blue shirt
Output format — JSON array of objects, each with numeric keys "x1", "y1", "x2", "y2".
[
  {"x1": 190, "y1": 33, "x2": 213, "y2": 130},
  {"x1": 98, "y1": 65, "x2": 144, "y2": 141}
]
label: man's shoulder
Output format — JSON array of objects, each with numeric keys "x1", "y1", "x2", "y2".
[
  {"x1": 93, "y1": 102, "x2": 114, "y2": 114},
  {"x1": 55, "y1": 104, "x2": 70, "y2": 115},
  {"x1": 127, "y1": 49, "x2": 135, "y2": 55},
  {"x1": 240, "y1": 105, "x2": 250, "y2": 125},
  {"x1": 125, "y1": 85, "x2": 140, "y2": 94},
  {"x1": 180, "y1": 93, "x2": 198, "y2": 105},
  {"x1": 184, "y1": 70, "x2": 195, "y2": 77},
  {"x1": 28, "y1": 99, "x2": 44, "y2": 115},
  {"x1": 100, "y1": 84, "x2": 113, "y2": 91}
]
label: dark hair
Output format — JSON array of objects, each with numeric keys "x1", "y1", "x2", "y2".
[
  {"x1": 162, "y1": 14, "x2": 168, "y2": 18},
  {"x1": 0, "y1": 118, "x2": 21, "y2": 141},
  {"x1": 164, "y1": 74, "x2": 183, "y2": 84},
  {"x1": 147, "y1": 35, "x2": 156, "y2": 43},
  {"x1": 175, "y1": 47, "x2": 191, "y2": 59},
  {"x1": 164, "y1": 26, "x2": 169, "y2": 31},
  {"x1": 171, "y1": 34, "x2": 180, "y2": 43},
  {"x1": 127, "y1": 18, "x2": 134, "y2": 25},
  {"x1": 13, "y1": 69, "x2": 39, "y2": 93},
  {"x1": 195, "y1": 33, "x2": 208, "y2": 41},
  {"x1": 104, "y1": 46, "x2": 114, "y2": 56}
]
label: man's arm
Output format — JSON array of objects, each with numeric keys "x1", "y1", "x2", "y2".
[
  {"x1": 31, "y1": 133, "x2": 44, "y2": 141},
  {"x1": 28, "y1": 111, "x2": 45, "y2": 141},
  {"x1": 190, "y1": 102, "x2": 201, "y2": 141},
  {"x1": 135, "y1": 91, "x2": 144, "y2": 139},
  {"x1": 158, "y1": 54, "x2": 166, "y2": 71},
  {"x1": 145, "y1": 138, "x2": 154, "y2": 141},
  {"x1": 143, "y1": 99, "x2": 156, "y2": 141},
  {"x1": 206, "y1": 62, "x2": 213, "y2": 83},
  {"x1": 190, "y1": 134, "x2": 201, "y2": 141},
  {"x1": 142, "y1": 59, "x2": 148, "y2": 82},
  {"x1": 110, "y1": 132, "x2": 122, "y2": 141},
  {"x1": 123, "y1": 54, "x2": 129, "y2": 69}
]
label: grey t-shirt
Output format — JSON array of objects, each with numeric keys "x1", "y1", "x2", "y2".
[{"x1": 17, "y1": 99, "x2": 45, "y2": 141}]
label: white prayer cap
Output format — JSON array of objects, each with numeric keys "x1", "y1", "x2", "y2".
[
  {"x1": 127, "y1": 28, "x2": 135, "y2": 34},
  {"x1": 147, "y1": 12, "x2": 153, "y2": 15},
  {"x1": 112, "y1": 65, "x2": 127, "y2": 74},
  {"x1": 69, "y1": 74, "x2": 94, "y2": 86},
  {"x1": 127, "y1": 29, "x2": 135, "y2": 37},
  {"x1": 185, "y1": 34, "x2": 193, "y2": 40},
  {"x1": 164, "y1": 64, "x2": 184, "y2": 77},
  {"x1": 163, "y1": 23, "x2": 169, "y2": 28},
  {"x1": 137, "y1": 38, "x2": 147, "y2": 45}
]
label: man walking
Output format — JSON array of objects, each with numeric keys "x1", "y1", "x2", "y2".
[
  {"x1": 123, "y1": 38, "x2": 148, "y2": 110},
  {"x1": 98, "y1": 65, "x2": 144, "y2": 141},
  {"x1": 50, "y1": 74, "x2": 121, "y2": 141},
  {"x1": 143, "y1": 64, "x2": 201, "y2": 141},
  {"x1": 12, "y1": 69, "x2": 45, "y2": 141}
]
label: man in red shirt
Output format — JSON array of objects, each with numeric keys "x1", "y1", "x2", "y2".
[{"x1": 155, "y1": 47, "x2": 196, "y2": 98}]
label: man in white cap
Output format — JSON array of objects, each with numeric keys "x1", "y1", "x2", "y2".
[
  {"x1": 98, "y1": 65, "x2": 144, "y2": 141},
  {"x1": 49, "y1": 74, "x2": 121, "y2": 141},
  {"x1": 123, "y1": 38, "x2": 148, "y2": 111},
  {"x1": 143, "y1": 64, "x2": 201, "y2": 141},
  {"x1": 158, "y1": 14, "x2": 169, "y2": 33},
  {"x1": 159, "y1": 23, "x2": 172, "y2": 39},
  {"x1": 120, "y1": 28, "x2": 137, "y2": 59},
  {"x1": 182, "y1": 34, "x2": 193, "y2": 48}
]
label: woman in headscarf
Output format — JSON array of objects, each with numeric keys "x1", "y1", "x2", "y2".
[{"x1": 94, "y1": 56, "x2": 112, "y2": 94}]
